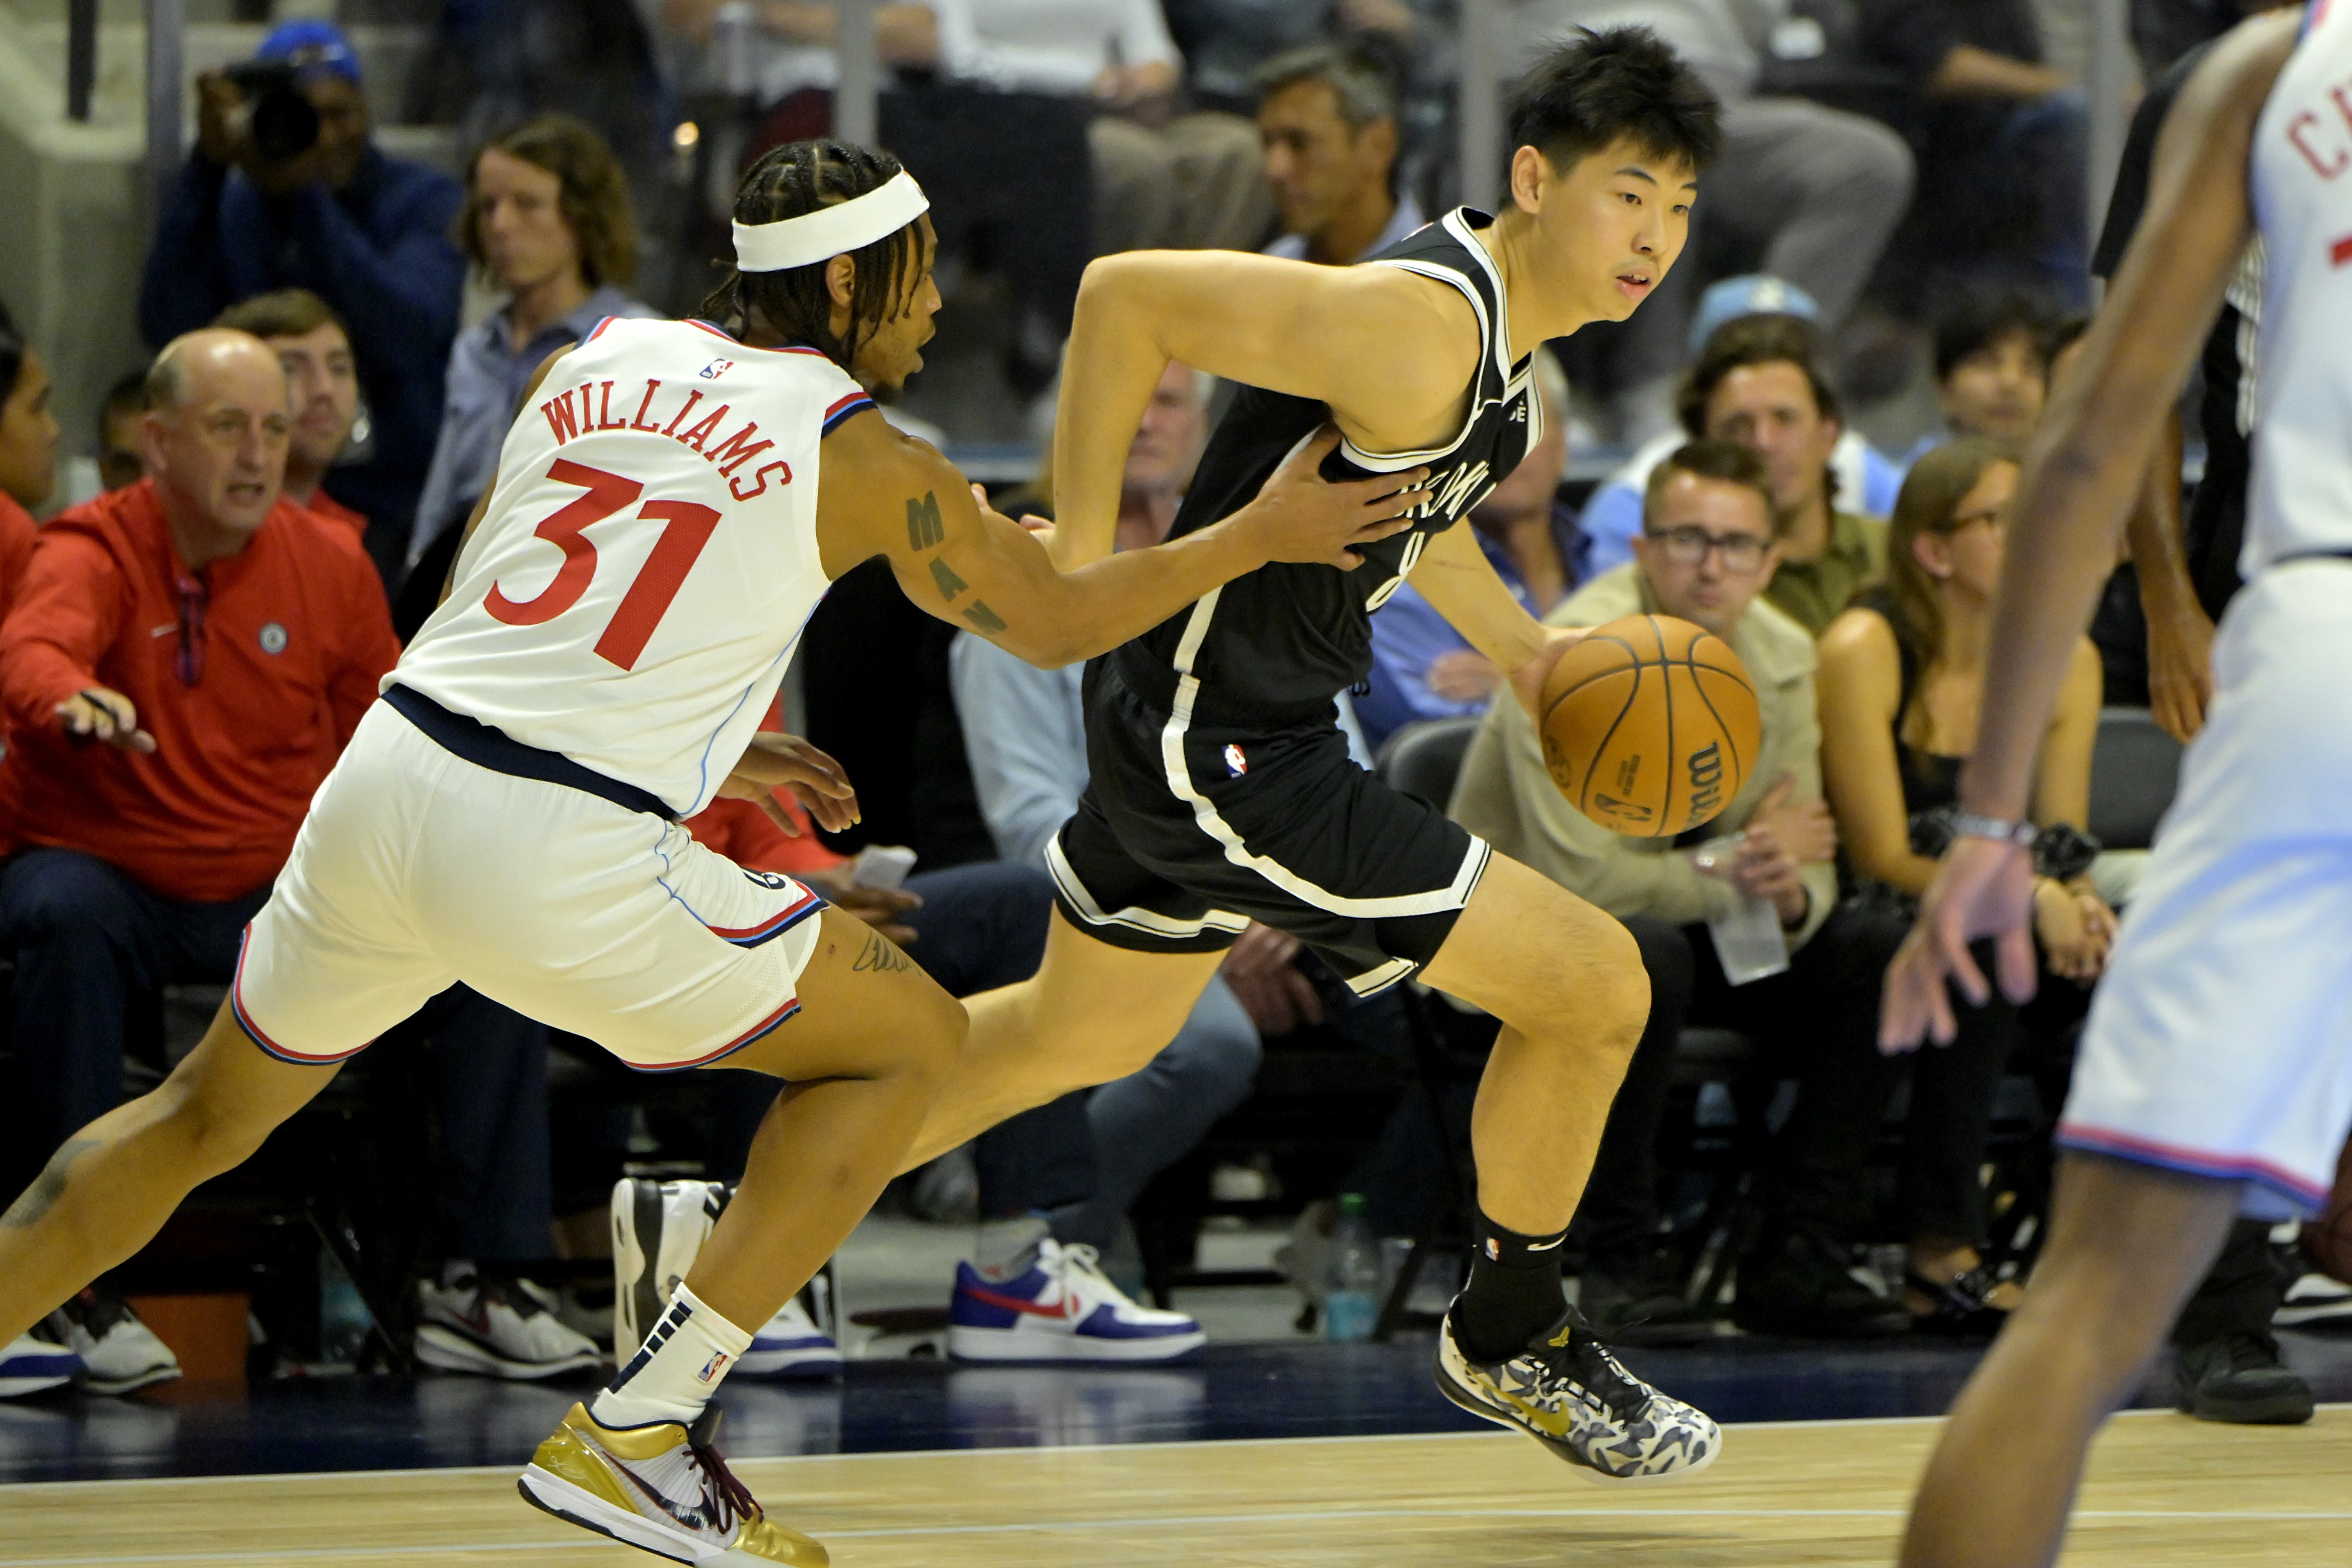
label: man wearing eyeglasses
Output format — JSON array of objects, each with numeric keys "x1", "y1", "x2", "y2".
[
  {"x1": 0, "y1": 330, "x2": 398, "y2": 1302},
  {"x1": 1454, "y1": 438, "x2": 1906, "y2": 1341}
]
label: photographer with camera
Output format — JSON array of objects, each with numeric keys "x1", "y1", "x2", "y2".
[{"x1": 136, "y1": 20, "x2": 464, "y2": 589}]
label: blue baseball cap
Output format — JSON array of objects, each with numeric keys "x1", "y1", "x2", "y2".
[
  {"x1": 256, "y1": 19, "x2": 361, "y2": 84},
  {"x1": 1688, "y1": 275, "x2": 1820, "y2": 358}
]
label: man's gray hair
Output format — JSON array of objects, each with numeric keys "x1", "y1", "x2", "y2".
[{"x1": 1253, "y1": 44, "x2": 1400, "y2": 130}]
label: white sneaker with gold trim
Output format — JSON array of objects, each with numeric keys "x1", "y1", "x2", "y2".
[{"x1": 519, "y1": 1401, "x2": 828, "y2": 1565}]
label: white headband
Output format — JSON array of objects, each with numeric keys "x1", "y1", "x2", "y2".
[{"x1": 732, "y1": 170, "x2": 930, "y2": 273}]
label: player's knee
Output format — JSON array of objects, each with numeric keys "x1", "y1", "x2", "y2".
[{"x1": 896, "y1": 987, "x2": 970, "y2": 1091}]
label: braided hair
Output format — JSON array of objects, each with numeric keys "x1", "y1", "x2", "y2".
[{"x1": 700, "y1": 140, "x2": 928, "y2": 372}]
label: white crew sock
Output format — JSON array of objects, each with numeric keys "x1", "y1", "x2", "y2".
[{"x1": 589, "y1": 1284, "x2": 754, "y2": 1431}]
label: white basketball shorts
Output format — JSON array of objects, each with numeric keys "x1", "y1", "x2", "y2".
[
  {"x1": 231, "y1": 688, "x2": 827, "y2": 1071},
  {"x1": 2058, "y1": 560, "x2": 2352, "y2": 1218}
]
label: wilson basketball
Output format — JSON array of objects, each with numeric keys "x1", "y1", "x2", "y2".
[{"x1": 1538, "y1": 614, "x2": 1761, "y2": 838}]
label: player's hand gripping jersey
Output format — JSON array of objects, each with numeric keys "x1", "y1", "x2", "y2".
[{"x1": 397, "y1": 318, "x2": 874, "y2": 817}]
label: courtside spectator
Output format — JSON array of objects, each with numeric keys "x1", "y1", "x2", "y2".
[
  {"x1": 1256, "y1": 46, "x2": 1423, "y2": 267},
  {"x1": 1861, "y1": 0, "x2": 2089, "y2": 308},
  {"x1": 1356, "y1": 348, "x2": 1576, "y2": 749},
  {"x1": 1577, "y1": 279, "x2": 1905, "y2": 581},
  {"x1": 0, "y1": 312, "x2": 57, "y2": 609},
  {"x1": 213, "y1": 291, "x2": 367, "y2": 536},
  {"x1": 951, "y1": 362, "x2": 1263, "y2": 1272},
  {"x1": 1906, "y1": 292, "x2": 2055, "y2": 460},
  {"x1": 138, "y1": 20, "x2": 465, "y2": 584},
  {"x1": 1676, "y1": 313, "x2": 1889, "y2": 635},
  {"x1": 96, "y1": 374, "x2": 149, "y2": 494},
  {"x1": 0, "y1": 330, "x2": 396, "y2": 1393},
  {"x1": 1454, "y1": 441, "x2": 1882, "y2": 1338},
  {"x1": 409, "y1": 117, "x2": 659, "y2": 593},
  {"x1": 1803, "y1": 438, "x2": 2113, "y2": 1335}
]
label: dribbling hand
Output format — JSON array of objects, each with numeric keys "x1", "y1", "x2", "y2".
[
  {"x1": 1880, "y1": 836, "x2": 2038, "y2": 1052},
  {"x1": 718, "y1": 732, "x2": 859, "y2": 836},
  {"x1": 1241, "y1": 427, "x2": 1432, "y2": 569}
]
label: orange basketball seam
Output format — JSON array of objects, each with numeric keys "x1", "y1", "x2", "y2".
[
  {"x1": 1543, "y1": 634, "x2": 1642, "y2": 715},
  {"x1": 1572, "y1": 663, "x2": 1645, "y2": 816},
  {"x1": 1683, "y1": 635, "x2": 1748, "y2": 785},
  {"x1": 1651, "y1": 616, "x2": 1677, "y2": 836}
]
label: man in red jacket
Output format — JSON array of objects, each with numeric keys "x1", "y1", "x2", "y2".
[{"x1": 0, "y1": 329, "x2": 594, "y2": 1388}]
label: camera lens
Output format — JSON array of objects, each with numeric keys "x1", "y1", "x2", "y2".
[{"x1": 248, "y1": 89, "x2": 320, "y2": 162}]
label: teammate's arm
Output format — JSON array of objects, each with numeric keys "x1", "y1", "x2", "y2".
[
  {"x1": 818, "y1": 413, "x2": 1426, "y2": 669},
  {"x1": 1882, "y1": 8, "x2": 2299, "y2": 1048},
  {"x1": 1404, "y1": 520, "x2": 1583, "y2": 718},
  {"x1": 1051, "y1": 252, "x2": 1478, "y2": 567}
]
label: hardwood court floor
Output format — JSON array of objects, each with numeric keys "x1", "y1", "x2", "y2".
[{"x1": 4, "y1": 1406, "x2": 2349, "y2": 1567}]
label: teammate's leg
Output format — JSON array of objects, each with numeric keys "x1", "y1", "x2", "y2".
[
  {"x1": 0, "y1": 1003, "x2": 343, "y2": 1346},
  {"x1": 1899, "y1": 1155, "x2": 2239, "y2": 1568},
  {"x1": 895, "y1": 908, "x2": 1227, "y2": 1170},
  {"x1": 673, "y1": 908, "x2": 969, "y2": 1335}
]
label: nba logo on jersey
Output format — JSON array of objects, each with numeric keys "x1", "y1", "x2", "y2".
[
  {"x1": 1224, "y1": 744, "x2": 1249, "y2": 777},
  {"x1": 700, "y1": 358, "x2": 734, "y2": 380},
  {"x1": 697, "y1": 1351, "x2": 732, "y2": 1384}
]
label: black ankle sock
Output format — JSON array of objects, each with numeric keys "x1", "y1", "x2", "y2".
[{"x1": 1453, "y1": 1213, "x2": 1569, "y2": 1363}]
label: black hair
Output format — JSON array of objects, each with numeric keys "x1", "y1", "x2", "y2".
[
  {"x1": 1932, "y1": 289, "x2": 2060, "y2": 383},
  {"x1": 0, "y1": 322, "x2": 22, "y2": 412},
  {"x1": 1507, "y1": 26, "x2": 1722, "y2": 180},
  {"x1": 0, "y1": 293, "x2": 22, "y2": 409},
  {"x1": 698, "y1": 139, "x2": 929, "y2": 372}
]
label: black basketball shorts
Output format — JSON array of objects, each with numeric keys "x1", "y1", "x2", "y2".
[{"x1": 1047, "y1": 662, "x2": 1490, "y2": 996}]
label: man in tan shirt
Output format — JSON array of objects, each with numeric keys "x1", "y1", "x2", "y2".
[{"x1": 1454, "y1": 439, "x2": 1909, "y2": 1342}]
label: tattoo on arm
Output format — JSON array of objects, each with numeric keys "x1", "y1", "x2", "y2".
[
  {"x1": 961, "y1": 601, "x2": 1007, "y2": 634},
  {"x1": 850, "y1": 932, "x2": 914, "y2": 974},
  {"x1": 928, "y1": 557, "x2": 969, "y2": 601},
  {"x1": 906, "y1": 492, "x2": 945, "y2": 550},
  {"x1": 1, "y1": 1138, "x2": 99, "y2": 1229}
]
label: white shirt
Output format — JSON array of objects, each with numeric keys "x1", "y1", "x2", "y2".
[
  {"x1": 398, "y1": 319, "x2": 872, "y2": 817},
  {"x1": 934, "y1": 0, "x2": 1181, "y2": 95},
  {"x1": 1263, "y1": 194, "x2": 1428, "y2": 265}
]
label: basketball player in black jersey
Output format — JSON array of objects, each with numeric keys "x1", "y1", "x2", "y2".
[{"x1": 894, "y1": 28, "x2": 1728, "y2": 1480}]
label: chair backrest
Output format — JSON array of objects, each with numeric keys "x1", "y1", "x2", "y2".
[
  {"x1": 2088, "y1": 706, "x2": 2185, "y2": 850},
  {"x1": 1374, "y1": 716, "x2": 1484, "y2": 810}
]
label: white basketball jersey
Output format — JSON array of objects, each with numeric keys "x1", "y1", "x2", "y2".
[
  {"x1": 395, "y1": 318, "x2": 873, "y2": 816},
  {"x1": 2245, "y1": 0, "x2": 2352, "y2": 574}
]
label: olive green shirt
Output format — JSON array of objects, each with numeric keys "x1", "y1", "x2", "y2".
[
  {"x1": 1448, "y1": 563, "x2": 1837, "y2": 951},
  {"x1": 1763, "y1": 508, "x2": 1887, "y2": 638}
]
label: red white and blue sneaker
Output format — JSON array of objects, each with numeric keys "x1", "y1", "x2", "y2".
[
  {"x1": 739, "y1": 1267, "x2": 842, "y2": 1380},
  {"x1": 0, "y1": 1330, "x2": 83, "y2": 1399},
  {"x1": 520, "y1": 1401, "x2": 828, "y2": 1564},
  {"x1": 949, "y1": 1238, "x2": 1205, "y2": 1362}
]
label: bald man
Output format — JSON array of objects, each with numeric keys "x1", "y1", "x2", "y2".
[{"x1": 0, "y1": 330, "x2": 400, "y2": 1392}]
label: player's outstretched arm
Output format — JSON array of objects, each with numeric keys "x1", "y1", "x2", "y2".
[
  {"x1": 1051, "y1": 251, "x2": 1477, "y2": 568},
  {"x1": 1881, "y1": 8, "x2": 2298, "y2": 1052},
  {"x1": 1408, "y1": 521, "x2": 1585, "y2": 716},
  {"x1": 817, "y1": 413, "x2": 1426, "y2": 669}
]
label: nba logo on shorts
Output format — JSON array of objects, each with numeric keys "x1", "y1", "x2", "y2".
[
  {"x1": 1223, "y1": 744, "x2": 1248, "y2": 777},
  {"x1": 697, "y1": 1351, "x2": 732, "y2": 1383}
]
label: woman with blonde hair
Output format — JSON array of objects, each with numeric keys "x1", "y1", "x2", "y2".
[{"x1": 1802, "y1": 438, "x2": 2113, "y2": 1332}]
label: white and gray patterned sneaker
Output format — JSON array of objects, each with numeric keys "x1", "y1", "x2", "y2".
[{"x1": 1435, "y1": 1305, "x2": 1721, "y2": 1482}]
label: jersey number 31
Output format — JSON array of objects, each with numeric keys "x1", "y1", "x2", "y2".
[{"x1": 484, "y1": 459, "x2": 719, "y2": 671}]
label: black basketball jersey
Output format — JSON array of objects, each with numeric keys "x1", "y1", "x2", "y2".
[{"x1": 1103, "y1": 209, "x2": 1539, "y2": 724}]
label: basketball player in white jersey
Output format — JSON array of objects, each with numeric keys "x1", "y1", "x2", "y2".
[
  {"x1": 1880, "y1": 7, "x2": 2351, "y2": 1562},
  {"x1": 0, "y1": 141, "x2": 1428, "y2": 1565}
]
